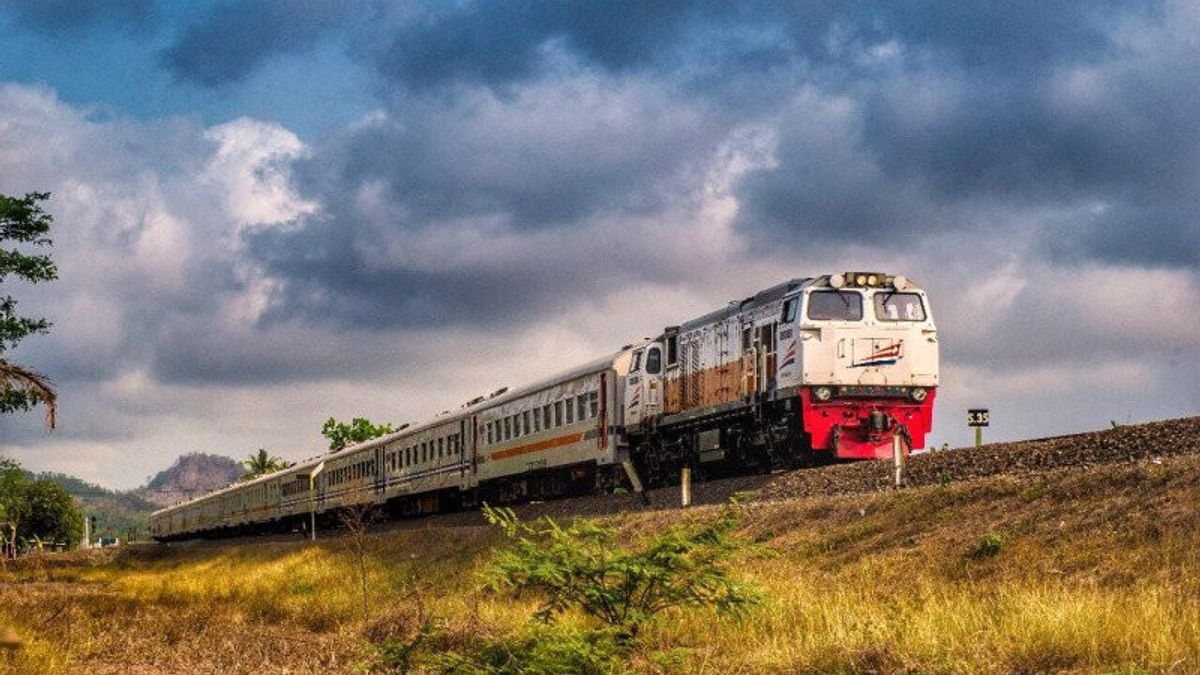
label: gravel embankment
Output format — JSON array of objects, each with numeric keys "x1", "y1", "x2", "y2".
[{"x1": 759, "y1": 415, "x2": 1200, "y2": 502}]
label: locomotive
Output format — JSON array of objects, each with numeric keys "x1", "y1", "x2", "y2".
[{"x1": 151, "y1": 272, "x2": 937, "y2": 540}]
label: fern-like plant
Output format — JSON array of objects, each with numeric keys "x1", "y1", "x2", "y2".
[{"x1": 481, "y1": 503, "x2": 758, "y2": 641}]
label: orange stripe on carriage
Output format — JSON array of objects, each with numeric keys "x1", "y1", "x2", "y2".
[{"x1": 490, "y1": 432, "x2": 586, "y2": 460}]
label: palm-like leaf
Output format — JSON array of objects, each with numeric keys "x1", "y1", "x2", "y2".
[
  {"x1": 0, "y1": 361, "x2": 56, "y2": 429},
  {"x1": 241, "y1": 448, "x2": 289, "y2": 479}
]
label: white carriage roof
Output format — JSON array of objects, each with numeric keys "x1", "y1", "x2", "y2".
[{"x1": 152, "y1": 346, "x2": 633, "y2": 517}]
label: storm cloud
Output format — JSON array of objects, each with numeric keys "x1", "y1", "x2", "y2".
[
  {"x1": 1, "y1": 0, "x2": 1197, "y2": 488},
  {"x1": 3, "y1": 0, "x2": 155, "y2": 35}
]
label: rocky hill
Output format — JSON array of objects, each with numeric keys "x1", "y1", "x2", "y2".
[{"x1": 134, "y1": 452, "x2": 243, "y2": 506}]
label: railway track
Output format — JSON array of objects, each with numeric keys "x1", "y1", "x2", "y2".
[{"x1": 349, "y1": 414, "x2": 1200, "y2": 532}]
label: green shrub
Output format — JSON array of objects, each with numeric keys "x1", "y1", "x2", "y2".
[
  {"x1": 436, "y1": 624, "x2": 626, "y2": 675},
  {"x1": 970, "y1": 530, "x2": 1006, "y2": 558},
  {"x1": 480, "y1": 503, "x2": 758, "y2": 640}
]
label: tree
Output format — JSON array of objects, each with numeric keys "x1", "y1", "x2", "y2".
[
  {"x1": 321, "y1": 416, "x2": 395, "y2": 452},
  {"x1": 0, "y1": 458, "x2": 29, "y2": 557},
  {"x1": 0, "y1": 457, "x2": 28, "y2": 507},
  {"x1": 4, "y1": 473, "x2": 83, "y2": 549},
  {"x1": 240, "y1": 448, "x2": 290, "y2": 480},
  {"x1": 1, "y1": 192, "x2": 58, "y2": 428},
  {"x1": 2, "y1": 457, "x2": 88, "y2": 551},
  {"x1": 338, "y1": 502, "x2": 382, "y2": 621}
]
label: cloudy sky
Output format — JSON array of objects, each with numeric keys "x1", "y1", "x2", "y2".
[{"x1": 1, "y1": 0, "x2": 1197, "y2": 489}]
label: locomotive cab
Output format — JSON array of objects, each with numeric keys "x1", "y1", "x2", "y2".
[
  {"x1": 623, "y1": 340, "x2": 664, "y2": 428},
  {"x1": 790, "y1": 273, "x2": 938, "y2": 459}
]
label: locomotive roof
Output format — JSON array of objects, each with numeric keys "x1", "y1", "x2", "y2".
[{"x1": 677, "y1": 278, "x2": 811, "y2": 333}]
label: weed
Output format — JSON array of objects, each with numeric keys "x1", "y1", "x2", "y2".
[{"x1": 970, "y1": 530, "x2": 1006, "y2": 558}]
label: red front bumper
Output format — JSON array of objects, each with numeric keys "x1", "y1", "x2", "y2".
[{"x1": 799, "y1": 388, "x2": 936, "y2": 460}]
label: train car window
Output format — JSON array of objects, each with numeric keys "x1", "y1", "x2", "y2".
[
  {"x1": 645, "y1": 346, "x2": 662, "y2": 374},
  {"x1": 577, "y1": 394, "x2": 588, "y2": 418},
  {"x1": 742, "y1": 326, "x2": 752, "y2": 350},
  {"x1": 782, "y1": 297, "x2": 799, "y2": 322},
  {"x1": 543, "y1": 404, "x2": 552, "y2": 429},
  {"x1": 874, "y1": 292, "x2": 926, "y2": 321},
  {"x1": 589, "y1": 391, "x2": 599, "y2": 418},
  {"x1": 666, "y1": 335, "x2": 678, "y2": 365},
  {"x1": 630, "y1": 350, "x2": 642, "y2": 373},
  {"x1": 504, "y1": 417, "x2": 511, "y2": 440},
  {"x1": 514, "y1": 414, "x2": 522, "y2": 437},
  {"x1": 437, "y1": 438, "x2": 443, "y2": 458},
  {"x1": 421, "y1": 442, "x2": 428, "y2": 462},
  {"x1": 806, "y1": 291, "x2": 863, "y2": 321},
  {"x1": 532, "y1": 410, "x2": 541, "y2": 432},
  {"x1": 523, "y1": 411, "x2": 531, "y2": 434},
  {"x1": 565, "y1": 398, "x2": 575, "y2": 424},
  {"x1": 554, "y1": 401, "x2": 563, "y2": 427}
]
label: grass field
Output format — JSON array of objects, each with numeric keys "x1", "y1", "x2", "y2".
[{"x1": 3, "y1": 455, "x2": 1199, "y2": 674}]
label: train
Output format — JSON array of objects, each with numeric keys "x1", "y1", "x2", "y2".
[{"x1": 150, "y1": 272, "x2": 938, "y2": 540}]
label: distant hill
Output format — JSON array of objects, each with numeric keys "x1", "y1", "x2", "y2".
[
  {"x1": 30, "y1": 453, "x2": 243, "y2": 542},
  {"x1": 37, "y1": 472, "x2": 161, "y2": 541},
  {"x1": 134, "y1": 452, "x2": 244, "y2": 507}
]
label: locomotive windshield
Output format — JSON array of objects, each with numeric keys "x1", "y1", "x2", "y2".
[
  {"x1": 806, "y1": 291, "x2": 863, "y2": 321},
  {"x1": 874, "y1": 292, "x2": 926, "y2": 321}
]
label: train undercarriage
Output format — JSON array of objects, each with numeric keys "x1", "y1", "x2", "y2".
[{"x1": 628, "y1": 388, "x2": 936, "y2": 489}]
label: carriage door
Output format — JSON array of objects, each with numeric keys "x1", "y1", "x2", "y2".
[
  {"x1": 624, "y1": 344, "x2": 664, "y2": 428},
  {"x1": 642, "y1": 343, "x2": 663, "y2": 417},
  {"x1": 741, "y1": 323, "x2": 757, "y2": 397},
  {"x1": 625, "y1": 348, "x2": 645, "y2": 427},
  {"x1": 759, "y1": 322, "x2": 777, "y2": 392},
  {"x1": 374, "y1": 445, "x2": 386, "y2": 500}
]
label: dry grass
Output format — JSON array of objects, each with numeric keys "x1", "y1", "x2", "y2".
[{"x1": 3, "y1": 455, "x2": 1200, "y2": 673}]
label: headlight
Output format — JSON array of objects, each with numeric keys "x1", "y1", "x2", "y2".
[
  {"x1": 909, "y1": 387, "x2": 928, "y2": 403},
  {"x1": 813, "y1": 386, "x2": 833, "y2": 402}
]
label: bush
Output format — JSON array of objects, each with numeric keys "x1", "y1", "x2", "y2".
[
  {"x1": 970, "y1": 530, "x2": 1006, "y2": 558},
  {"x1": 481, "y1": 503, "x2": 758, "y2": 640},
  {"x1": 435, "y1": 625, "x2": 626, "y2": 675}
]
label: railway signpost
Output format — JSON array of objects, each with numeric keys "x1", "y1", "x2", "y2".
[
  {"x1": 306, "y1": 461, "x2": 326, "y2": 541},
  {"x1": 968, "y1": 409, "x2": 989, "y2": 448}
]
